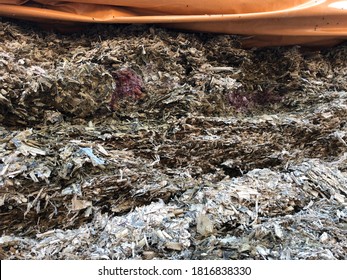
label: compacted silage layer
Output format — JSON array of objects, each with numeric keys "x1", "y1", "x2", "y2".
[{"x1": 0, "y1": 19, "x2": 346, "y2": 260}]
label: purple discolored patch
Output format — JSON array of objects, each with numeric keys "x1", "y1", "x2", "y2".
[
  {"x1": 110, "y1": 68, "x2": 145, "y2": 110},
  {"x1": 227, "y1": 88, "x2": 282, "y2": 112}
]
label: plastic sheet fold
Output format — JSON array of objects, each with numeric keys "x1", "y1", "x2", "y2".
[{"x1": 1, "y1": 0, "x2": 347, "y2": 46}]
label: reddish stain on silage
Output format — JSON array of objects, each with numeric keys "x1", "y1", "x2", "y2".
[
  {"x1": 110, "y1": 68, "x2": 145, "y2": 110},
  {"x1": 227, "y1": 88, "x2": 282, "y2": 112}
]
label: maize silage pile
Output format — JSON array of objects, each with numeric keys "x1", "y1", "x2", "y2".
[{"x1": 0, "y1": 19, "x2": 346, "y2": 260}]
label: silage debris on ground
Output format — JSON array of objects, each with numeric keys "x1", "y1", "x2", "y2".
[{"x1": 0, "y1": 19, "x2": 346, "y2": 259}]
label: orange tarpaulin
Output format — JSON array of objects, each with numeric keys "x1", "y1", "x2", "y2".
[{"x1": 1, "y1": 0, "x2": 347, "y2": 47}]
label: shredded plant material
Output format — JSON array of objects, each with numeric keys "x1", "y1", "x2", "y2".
[{"x1": 0, "y1": 19, "x2": 346, "y2": 260}]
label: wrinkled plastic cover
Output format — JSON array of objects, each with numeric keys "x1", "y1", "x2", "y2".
[{"x1": 1, "y1": 0, "x2": 347, "y2": 47}]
